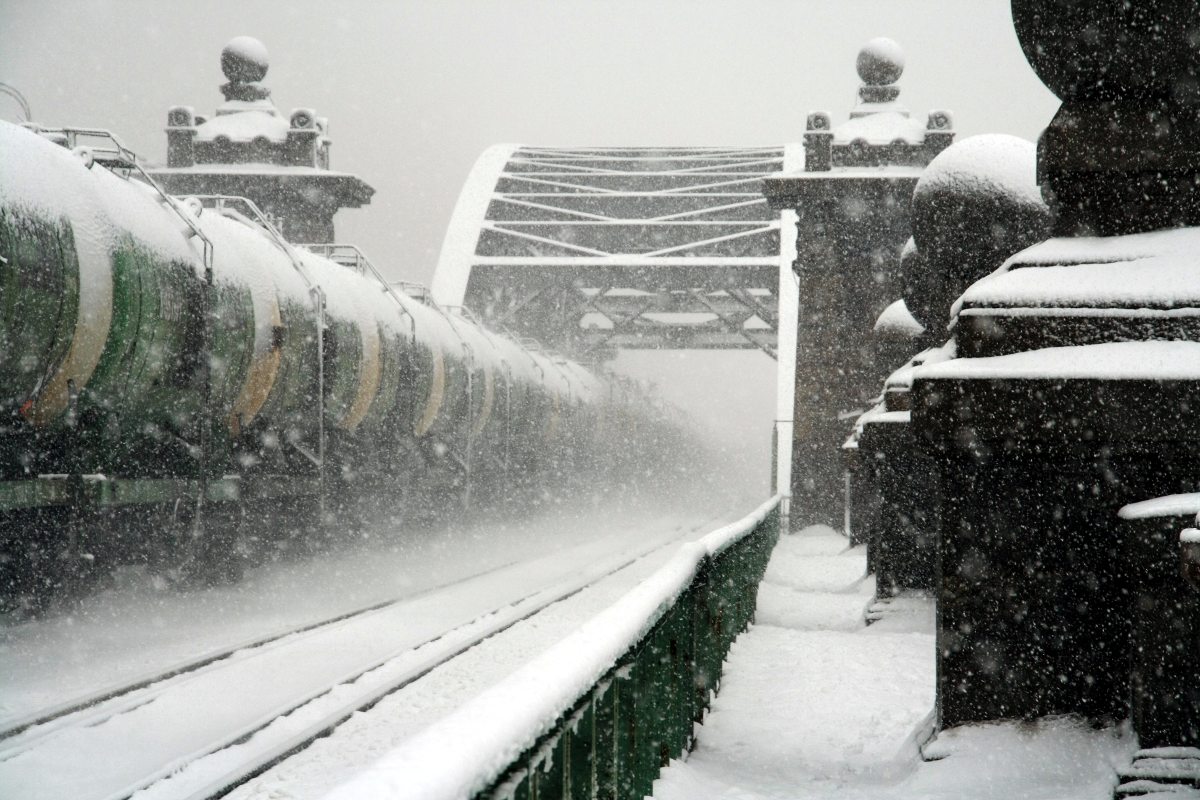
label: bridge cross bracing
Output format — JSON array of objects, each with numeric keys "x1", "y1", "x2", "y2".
[{"x1": 432, "y1": 145, "x2": 800, "y2": 360}]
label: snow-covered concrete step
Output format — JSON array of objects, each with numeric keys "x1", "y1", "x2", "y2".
[
  {"x1": 867, "y1": 591, "x2": 935, "y2": 626},
  {"x1": 787, "y1": 524, "x2": 853, "y2": 556},
  {"x1": 762, "y1": 543, "x2": 868, "y2": 593},
  {"x1": 912, "y1": 717, "x2": 1136, "y2": 799},
  {"x1": 1116, "y1": 779, "x2": 1200, "y2": 798},
  {"x1": 756, "y1": 583, "x2": 872, "y2": 631},
  {"x1": 756, "y1": 527, "x2": 872, "y2": 629},
  {"x1": 1118, "y1": 748, "x2": 1200, "y2": 796}
]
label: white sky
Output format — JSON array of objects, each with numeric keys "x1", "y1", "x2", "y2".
[{"x1": 0, "y1": 0, "x2": 1059, "y2": 284}]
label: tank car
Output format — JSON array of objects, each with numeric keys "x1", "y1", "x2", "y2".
[{"x1": 0, "y1": 121, "x2": 680, "y2": 609}]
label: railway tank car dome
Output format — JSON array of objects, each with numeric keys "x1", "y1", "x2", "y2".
[
  {"x1": 0, "y1": 122, "x2": 110, "y2": 423},
  {"x1": 0, "y1": 121, "x2": 207, "y2": 428}
]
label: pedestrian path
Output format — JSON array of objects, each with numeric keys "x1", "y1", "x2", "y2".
[{"x1": 651, "y1": 525, "x2": 1134, "y2": 799}]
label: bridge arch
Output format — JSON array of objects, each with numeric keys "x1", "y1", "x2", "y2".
[
  {"x1": 433, "y1": 144, "x2": 800, "y2": 360},
  {"x1": 432, "y1": 144, "x2": 800, "y2": 505}
]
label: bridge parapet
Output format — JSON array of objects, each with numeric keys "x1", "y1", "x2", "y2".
[{"x1": 897, "y1": 3, "x2": 1200, "y2": 792}]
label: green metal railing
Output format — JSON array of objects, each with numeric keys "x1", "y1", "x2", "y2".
[{"x1": 325, "y1": 495, "x2": 782, "y2": 800}]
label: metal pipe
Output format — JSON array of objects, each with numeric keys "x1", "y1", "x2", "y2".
[{"x1": 315, "y1": 289, "x2": 327, "y2": 526}]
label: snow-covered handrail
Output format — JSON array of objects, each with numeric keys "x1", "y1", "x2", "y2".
[{"x1": 323, "y1": 495, "x2": 783, "y2": 800}]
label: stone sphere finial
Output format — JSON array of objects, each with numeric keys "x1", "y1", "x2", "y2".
[
  {"x1": 221, "y1": 36, "x2": 270, "y2": 83},
  {"x1": 905, "y1": 134, "x2": 1050, "y2": 329},
  {"x1": 857, "y1": 37, "x2": 905, "y2": 86}
]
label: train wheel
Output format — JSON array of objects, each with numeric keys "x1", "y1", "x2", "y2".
[
  {"x1": 0, "y1": 510, "x2": 56, "y2": 615},
  {"x1": 174, "y1": 502, "x2": 246, "y2": 587},
  {"x1": 0, "y1": 507, "x2": 104, "y2": 616}
]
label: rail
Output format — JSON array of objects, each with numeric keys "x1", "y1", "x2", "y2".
[{"x1": 324, "y1": 495, "x2": 783, "y2": 800}]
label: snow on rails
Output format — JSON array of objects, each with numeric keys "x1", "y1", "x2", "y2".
[{"x1": 0, "y1": 514, "x2": 715, "y2": 800}]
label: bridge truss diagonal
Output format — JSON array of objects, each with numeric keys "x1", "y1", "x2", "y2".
[{"x1": 433, "y1": 145, "x2": 800, "y2": 361}]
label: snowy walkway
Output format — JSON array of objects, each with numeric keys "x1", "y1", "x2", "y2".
[{"x1": 652, "y1": 526, "x2": 1135, "y2": 800}]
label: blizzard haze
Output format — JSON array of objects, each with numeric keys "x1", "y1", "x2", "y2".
[
  {"x1": 0, "y1": 0, "x2": 1059, "y2": 284},
  {"x1": 614, "y1": 350, "x2": 777, "y2": 500}
]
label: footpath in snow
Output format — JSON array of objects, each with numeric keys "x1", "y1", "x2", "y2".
[{"x1": 652, "y1": 525, "x2": 1135, "y2": 800}]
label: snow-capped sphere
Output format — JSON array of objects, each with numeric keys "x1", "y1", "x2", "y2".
[
  {"x1": 221, "y1": 36, "x2": 270, "y2": 83},
  {"x1": 856, "y1": 37, "x2": 905, "y2": 86},
  {"x1": 873, "y1": 293, "x2": 927, "y2": 377},
  {"x1": 895, "y1": 236, "x2": 925, "y2": 306},
  {"x1": 907, "y1": 135, "x2": 1050, "y2": 329},
  {"x1": 898, "y1": 236, "x2": 920, "y2": 279},
  {"x1": 912, "y1": 134, "x2": 1048, "y2": 261},
  {"x1": 874, "y1": 299, "x2": 925, "y2": 339}
]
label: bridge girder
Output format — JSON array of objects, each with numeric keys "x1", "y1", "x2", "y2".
[{"x1": 432, "y1": 146, "x2": 797, "y2": 360}]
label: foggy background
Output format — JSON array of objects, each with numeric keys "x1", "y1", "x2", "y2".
[
  {"x1": 0, "y1": 0, "x2": 1058, "y2": 285},
  {"x1": 0, "y1": 0, "x2": 1061, "y2": 498}
]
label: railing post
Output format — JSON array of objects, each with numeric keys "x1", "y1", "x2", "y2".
[
  {"x1": 614, "y1": 656, "x2": 638, "y2": 800},
  {"x1": 594, "y1": 680, "x2": 616, "y2": 800}
]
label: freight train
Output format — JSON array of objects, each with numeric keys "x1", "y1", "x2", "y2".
[{"x1": 0, "y1": 120, "x2": 685, "y2": 610}]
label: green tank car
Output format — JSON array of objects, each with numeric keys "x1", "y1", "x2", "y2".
[{"x1": 0, "y1": 120, "x2": 682, "y2": 610}]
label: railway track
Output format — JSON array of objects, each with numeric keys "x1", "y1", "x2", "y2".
[
  {"x1": 0, "y1": 555, "x2": 528, "y2": 751},
  {"x1": 0, "y1": 517, "x2": 718, "y2": 800}
]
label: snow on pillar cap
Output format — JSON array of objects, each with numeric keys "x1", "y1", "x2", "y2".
[
  {"x1": 857, "y1": 37, "x2": 904, "y2": 86},
  {"x1": 856, "y1": 37, "x2": 904, "y2": 105},
  {"x1": 912, "y1": 134, "x2": 1048, "y2": 264},
  {"x1": 906, "y1": 134, "x2": 1049, "y2": 330},
  {"x1": 221, "y1": 36, "x2": 269, "y2": 83}
]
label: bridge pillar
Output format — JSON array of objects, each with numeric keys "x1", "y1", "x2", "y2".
[
  {"x1": 911, "y1": 0, "x2": 1200, "y2": 751},
  {"x1": 148, "y1": 37, "x2": 373, "y2": 244},
  {"x1": 763, "y1": 39, "x2": 952, "y2": 529}
]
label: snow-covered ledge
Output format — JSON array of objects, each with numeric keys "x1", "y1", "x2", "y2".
[{"x1": 323, "y1": 495, "x2": 782, "y2": 800}]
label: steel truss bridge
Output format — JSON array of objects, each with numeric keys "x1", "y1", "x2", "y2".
[{"x1": 432, "y1": 145, "x2": 800, "y2": 361}]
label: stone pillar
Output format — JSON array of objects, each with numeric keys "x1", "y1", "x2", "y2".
[
  {"x1": 165, "y1": 106, "x2": 196, "y2": 168},
  {"x1": 149, "y1": 37, "x2": 372, "y2": 244},
  {"x1": 909, "y1": 1, "x2": 1200, "y2": 742},
  {"x1": 763, "y1": 38, "x2": 953, "y2": 528},
  {"x1": 1012, "y1": 0, "x2": 1200, "y2": 236}
]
